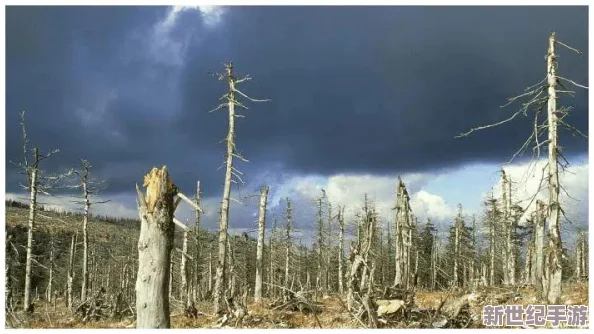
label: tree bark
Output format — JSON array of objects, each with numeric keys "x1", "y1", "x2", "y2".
[
  {"x1": 489, "y1": 196, "x2": 496, "y2": 286},
  {"x1": 180, "y1": 230, "x2": 190, "y2": 307},
  {"x1": 214, "y1": 64, "x2": 237, "y2": 315},
  {"x1": 81, "y1": 169, "x2": 90, "y2": 301},
  {"x1": 46, "y1": 238, "x2": 54, "y2": 302},
  {"x1": 193, "y1": 181, "x2": 201, "y2": 303},
  {"x1": 284, "y1": 199, "x2": 292, "y2": 299},
  {"x1": 338, "y1": 206, "x2": 345, "y2": 294},
  {"x1": 394, "y1": 180, "x2": 403, "y2": 287},
  {"x1": 67, "y1": 233, "x2": 76, "y2": 310},
  {"x1": 23, "y1": 149, "x2": 39, "y2": 313},
  {"x1": 544, "y1": 32, "x2": 563, "y2": 304},
  {"x1": 254, "y1": 186, "x2": 269, "y2": 303},
  {"x1": 135, "y1": 167, "x2": 175, "y2": 328}
]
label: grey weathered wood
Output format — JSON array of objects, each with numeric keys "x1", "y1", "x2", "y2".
[
  {"x1": 180, "y1": 229, "x2": 190, "y2": 307},
  {"x1": 135, "y1": 166, "x2": 175, "y2": 328},
  {"x1": 81, "y1": 162, "x2": 91, "y2": 302},
  {"x1": 213, "y1": 63, "x2": 236, "y2": 314},
  {"x1": 254, "y1": 186, "x2": 269, "y2": 303},
  {"x1": 284, "y1": 198, "x2": 293, "y2": 298},
  {"x1": 67, "y1": 233, "x2": 76, "y2": 310},
  {"x1": 544, "y1": 32, "x2": 562, "y2": 304},
  {"x1": 177, "y1": 191, "x2": 203, "y2": 212},
  {"x1": 338, "y1": 206, "x2": 345, "y2": 294},
  {"x1": 23, "y1": 149, "x2": 38, "y2": 312}
]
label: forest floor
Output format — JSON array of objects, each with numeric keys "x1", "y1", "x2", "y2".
[{"x1": 6, "y1": 282, "x2": 588, "y2": 329}]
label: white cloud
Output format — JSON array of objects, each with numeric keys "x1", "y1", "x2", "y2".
[
  {"x1": 198, "y1": 6, "x2": 226, "y2": 27},
  {"x1": 490, "y1": 159, "x2": 588, "y2": 227},
  {"x1": 410, "y1": 190, "x2": 455, "y2": 222},
  {"x1": 149, "y1": 5, "x2": 226, "y2": 67}
]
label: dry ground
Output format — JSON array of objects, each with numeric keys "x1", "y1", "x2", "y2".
[{"x1": 7, "y1": 282, "x2": 588, "y2": 329}]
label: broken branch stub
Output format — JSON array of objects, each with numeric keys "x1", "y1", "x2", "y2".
[{"x1": 135, "y1": 166, "x2": 175, "y2": 328}]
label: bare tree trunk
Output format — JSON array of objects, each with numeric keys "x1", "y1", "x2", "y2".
[
  {"x1": 180, "y1": 230, "x2": 189, "y2": 307},
  {"x1": 431, "y1": 234, "x2": 437, "y2": 290},
  {"x1": 544, "y1": 32, "x2": 563, "y2": 304},
  {"x1": 394, "y1": 181, "x2": 403, "y2": 287},
  {"x1": 46, "y1": 237, "x2": 54, "y2": 302},
  {"x1": 5, "y1": 235, "x2": 13, "y2": 312},
  {"x1": 81, "y1": 173, "x2": 90, "y2": 301},
  {"x1": 135, "y1": 167, "x2": 175, "y2": 328},
  {"x1": 501, "y1": 170, "x2": 510, "y2": 285},
  {"x1": 454, "y1": 215, "x2": 460, "y2": 287},
  {"x1": 268, "y1": 219, "x2": 275, "y2": 298},
  {"x1": 470, "y1": 216, "x2": 476, "y2": 288},
  {"x1": 575, "y1": 241, "x2": 581, "y2": 280},
  {"x1": 284, "y1": 199, "x2": 292, "y2": 299},
  {"x1": 489, "y1": 200, "x2": 496, "y2": 286},
  {"x1": 505, "y1": 173, "x2": 516, "y2": 285},
  {"x1": 316, "y1": 196, "x2": 323, "y2": 295},
  {"x1": 193, "y1": 181, "x2": 201, "y2": 303},
  {"x1": 254, "y1": 186, "x2": 269, "y2": 303},
  {"x1": 214, "y1": 64, "x2": 237, "y2": 315},
  {"x1": 208, "y1": 249, "x2": 213, "y2": 294},
  {"x1": 23, "y1": 151, "x2": 38, "y2": 313},
  {"x1": 579, "y1": 230, "x2": 587, "y2": 280},
  {"x1": 525, "y1": 238, "x2": 533, "y2": 284},
  {"x1": 67, "y1": 233, "x2": 77, "y2": 310},
  {"x1": 326, "y1": 202, "x2": 332, "y2": 292},
  {"x1": 338, "y1": 206, "x2": 345, "y2": 295}
]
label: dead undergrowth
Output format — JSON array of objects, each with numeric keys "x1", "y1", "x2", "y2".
[{"x1": 8, "y1": 282, "x2": 588, "y2": 329}]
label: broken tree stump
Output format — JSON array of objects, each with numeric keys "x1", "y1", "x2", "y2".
[{"x1": 135, "y1": 167, "x2": 176, "y2": 328}]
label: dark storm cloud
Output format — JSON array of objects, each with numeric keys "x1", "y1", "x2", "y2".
[
  {"x1": 6, "y1": 6, "x2": 588, "y2": 200},
  {"x1": 178, "y1": 6, "x2": 588, "y2": 177}
]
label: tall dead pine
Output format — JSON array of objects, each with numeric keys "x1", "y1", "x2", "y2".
[
  {"x1": 457, "y1": 32, "x2": 587, "y2": 302},
  {"x1": 13, "y1": 111, "x2": 60, "y2": 312},
  {"x1": 210, "y1": 62, "x2": 269, "y2": 314},
  {"x1": 135, "y1": 167, "x2": 176, "y2": 328},
  {"x1": 254, "y1": 186, "x2": 269, "y2": 303}
]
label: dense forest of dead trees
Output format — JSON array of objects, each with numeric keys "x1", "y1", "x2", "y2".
[{"x1": 4, "y1": 32, "x2": 589, "y2": 328}]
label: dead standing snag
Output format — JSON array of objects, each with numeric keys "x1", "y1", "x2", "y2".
[{"x1": 135, "y1": 167, "x2": 176, "y2": 328}]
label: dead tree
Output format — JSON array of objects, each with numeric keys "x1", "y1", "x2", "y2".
[
  {"x1": 453, "y1": 205, "x2": 462, "y2": 287},
  {"x1": 268, "y1": 217, "x2": 277, "y2": 298},
  {"x1": 315, "y1": 194, "x2": 324, "y2": 295},
  {"x1": 574, "y1": 229, "x2": 587, "y2": 281},
  {"x1": 457, "y1": 32, "x2": 586, "y2": 303},
  {"x1": 67, "y1": 159, "x2": 109, "y2": 302},
  {"x1": 180, "y1": 228, "x2": 190, "y2": 308},
  {"x1": 347, "y1": 201, "x2": 376, "y2": 326},
  {"x1": 135, "y1": 167, "x2": 177, "y2": 328},
  {"x1": 254, "y1": 186, "x2": 269, "y2": 303},
  {"x1": 46, "y1": 236, "x2": 55, "y2": 302},
  {"x1": 11, "y1": 111, "x2": 60, "y2": 312},
  {"x1": 500, "y1": 170, "x2": 516, "y2": 285},
  {"x1": 393, "y1": 178, "x2": 412, "y2": 288},
  {"x1": 193, "y1": 181, "x2": 202, "y2": 303},
  {"x1": 5, "y1": 234, "x2": 13, "y2": 312},
  {"x1": 532, "y1": 200, "x2": 545, "y2": 286},
  {"x1": 284, "y1": 198, "x2": 293, "y2": 300},
  {"x1": 338, "y1": 206, "x2": 345, "y2": 294},
  {"x1": 210, "y1": 62, "x2": 269, "y2": 314},
  {"x1": 67, "y1": 233, "x2": 77, "y2": 309}
]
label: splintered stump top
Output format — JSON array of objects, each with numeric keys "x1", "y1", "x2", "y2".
[{"x1": 136, "y1": 166, "x2": 175, "y2": 328}]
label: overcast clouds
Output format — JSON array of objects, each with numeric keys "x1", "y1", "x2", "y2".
[{"x1": 5, "y1": 6, "x2": 588, "y2": 243}]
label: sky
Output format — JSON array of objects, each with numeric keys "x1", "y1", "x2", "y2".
[{"x1": 4, "y1": 6, "x2": 589, "y2": 246}]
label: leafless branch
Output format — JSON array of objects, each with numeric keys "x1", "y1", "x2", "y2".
[
  {"x1": 556, "y1": 76, "x2": 588, "y2": 89},
  {"x1": 455, "y1": 110, "x2": 524, "y2": 138},
  {"x1": 555, "y1": 40, "x2": 581, "y2": 53}
]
